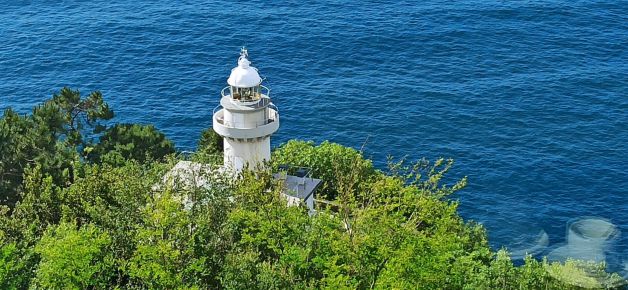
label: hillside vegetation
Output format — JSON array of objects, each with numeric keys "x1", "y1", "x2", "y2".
[{"x1": 0, "y1": 88, "x2": 624, "y2": 289}]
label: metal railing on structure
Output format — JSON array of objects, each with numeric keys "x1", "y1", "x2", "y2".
[
  {"x1": 313, "y1": 198, "x2": 341, "y2": 212},
  {"x1": 212, "y1": 105, "x2": 279, "y2": 129},
  {"x1": 221, "y1": 85, "x2": 271, "y2": 101},
  {"x1": 276, "y1": 164, "x2": 312, "y2": 178}
]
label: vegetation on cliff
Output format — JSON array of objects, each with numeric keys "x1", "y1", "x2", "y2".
[{"x1": 0, "y1": 88, "x2": 624, "y2": 289}]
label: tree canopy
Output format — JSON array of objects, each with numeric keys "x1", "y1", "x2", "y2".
[
  {"x1": 89, "y1": 123, "x2": 176, "y2": 165},
  {"x1": 0, "y1": 89, "x2": 624, "y2": 289},
  {"x1": 0, "y1": 87, "x2": 113, "y2": 206}
]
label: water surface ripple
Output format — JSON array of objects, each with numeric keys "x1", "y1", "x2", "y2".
[{"x1": 1, "y1": 0, "x2": 626, "y2": 269}]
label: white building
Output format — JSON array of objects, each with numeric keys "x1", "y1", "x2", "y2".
[
  {"x1": 163, "y1": 49, "x2": 319, "y2": 213},
  {"x1": 212, "y1": 49, "x2": 279, "y2": 173}
]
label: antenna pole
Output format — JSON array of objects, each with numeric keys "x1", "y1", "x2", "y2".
[{"x1": 240, "y1": 46, "x2": 248, "y2": 58}]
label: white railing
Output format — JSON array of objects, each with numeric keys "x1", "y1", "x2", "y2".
[
  {"x1": 221, "y1": 85, "x2": 271, "y2": 99},
  {"x1": 212, "y1": 106, "x2": 279, "y2": 129},
  {"x1": 220, "y1": 86, "x2": 230, "y2": 98},
  {"x1": 268, "y1": 103, "x2": 278, "y2": 114}
]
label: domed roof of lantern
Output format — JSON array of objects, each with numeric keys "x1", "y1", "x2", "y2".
[{"x1": 227, "y1": 48, "x2": 262, "y2": 88}]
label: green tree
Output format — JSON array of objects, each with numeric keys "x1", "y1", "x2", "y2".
[
  {"x1": 34, "y1": 222, "x2": 114, "y2": 289},
  {"x1": 198, "y1": 127, "x2": 223, "y2": 155},
  {"x1": 272, "y1": 140, "x2": 376, "y2": 200},
  {"x1": 2, "y1": 97, "x2": 626, "y2": 288},
  {"x1": 0, "y1": 108, "x2": 73, "y2": 206},
  {"x1": 127, "y1": 161, "x2": 234, "y2": 289},
  {"x1": 192, "y1": 127, "x2": 223, "y2": 164},
  {"x1": 0, "y1": 242, "x2": 28, "y2": 290},
  {"x1": 127, "y1": 189, "x2": 192, "y2": 288},
  {"x1": 0, "y1": 165, "x2": 65, "y2": 289},
  {"x1": 47, "y1": 87, "x2": 114, "y2": 147},
  {"x1": 60, "y1": 161, "x2": 161, "y2": 260},
  {"x1": 0, "y1": 87, "x2": 113, "y2": 206},
  {"x1": 222, "y1": 170, "x2": 316, "y2": 289},
  {"x1": 89, "y1": 123, "x2": 175, "y2": 165}
]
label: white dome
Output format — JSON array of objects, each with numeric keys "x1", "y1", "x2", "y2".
[{"x1": 227, "y1": 56, "x2": 262, "y2": 88}]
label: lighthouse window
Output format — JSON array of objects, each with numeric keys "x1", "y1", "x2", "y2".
[
  {"x1": 232, "y1": 86, "x2": 261, "y2": 102},
  {"x1": 241, "y1": 88, "x2": 252, "y2": 100}
]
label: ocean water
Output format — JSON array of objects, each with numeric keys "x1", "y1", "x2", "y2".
[{"x1": 1, "y1": 0, "x2": 626, "y2": 269}]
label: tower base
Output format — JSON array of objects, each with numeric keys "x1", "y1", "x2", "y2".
[{"x1": 223, "y1": 137, "x2": 271, "y2": 172}]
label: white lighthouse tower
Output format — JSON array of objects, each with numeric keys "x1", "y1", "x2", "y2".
[
  {"x1": 212, "y1": 49, "x2": 280, "y2": 173},
  {"x1": 163, "y1": 49, "x2": 318, "y2": 214}
]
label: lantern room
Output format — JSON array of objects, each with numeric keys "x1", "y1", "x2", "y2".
[{"x1": 225, "y1": 49, "x2": 265, "y2": 103}]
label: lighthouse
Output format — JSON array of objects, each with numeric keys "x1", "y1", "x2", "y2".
[
  {"x1": 163, "y1": 49, "x2": 318, "y2": 214},
  {"x1": 212, "y1": 49, "x2": 280, "y2": 173}
]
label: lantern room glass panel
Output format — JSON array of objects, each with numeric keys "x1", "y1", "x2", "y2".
[{"x1": 230, "y1": 85, "x2": 261, "y2": 102}]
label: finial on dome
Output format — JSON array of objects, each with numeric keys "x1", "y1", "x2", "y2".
[
  {"x1": 240, "y1": 46, "x2": 248, "y2": 58},
  {"x1": 238, "y1": 47, "x2": 250, "y2": 68},
  {"x1": 228, "y1": 48, "x2": 261, "y2": 88}
]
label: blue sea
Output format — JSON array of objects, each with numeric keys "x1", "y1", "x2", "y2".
[{"x1": 1, "y1": 0, "x2": 626, "y2": 270}]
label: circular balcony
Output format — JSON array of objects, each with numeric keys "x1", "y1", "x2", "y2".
[{"x1": 212, "y1": 105, "x2": 279, "y2": 140}]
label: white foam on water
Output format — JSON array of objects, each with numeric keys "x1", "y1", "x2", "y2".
[
  {"x1": 509, "y1": 230, "x2": 549, "y2": 260},
  {"x1": 547, "y1": 217, "x2": 620, "y2": 263}
]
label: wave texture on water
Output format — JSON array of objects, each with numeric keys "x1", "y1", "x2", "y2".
[{"x1": 1, "y1": 0, "x2": 626, "y2": 268}]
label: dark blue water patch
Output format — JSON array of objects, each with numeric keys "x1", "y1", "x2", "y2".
[{"x1": 1, "y1": 0, "x2": 627, "y2": 265}]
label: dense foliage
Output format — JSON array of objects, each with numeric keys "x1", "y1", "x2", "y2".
[
  {"x1": 88, "y1": 123, "x2": 176, "y2": 165},
  {"x1": 197, "y1": 127, "x2": 223, "y2": 157},
  {"x1": 0, "y1": 87, "x2": 113, "y2": 206},
  {"x1": 192, "y1": 127, "x2": 223, "y2": 164},
  {"x1": 272, "y1": 140, "x2": 376, "y2": 200},
  {"x1": 0, "y1": 90, "x2": 624, "y2": 289}
]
